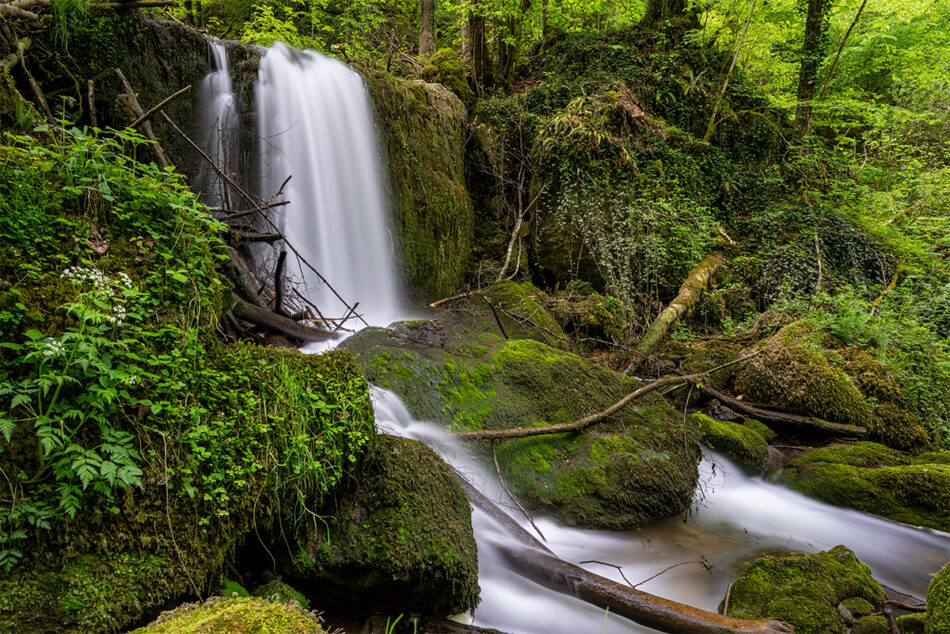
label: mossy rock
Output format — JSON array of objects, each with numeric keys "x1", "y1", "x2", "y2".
[
  {"x1": 366, "y1": 72, "x2": 474, "y2": 303},
  {"x1": 342, "y1": 321, "x2": 701, "y2": 529},
  {"x1": 421, "y1": 48, "x2": 474, "y2": 103},
  {"x1": 252, "y1": 578, "x2": 308, "y2": 610},
  {"x1": 928, "y1": 562, "x2": 950, "y2": 634},
  {"x1": 743, "y1": 419, "x2": 777, "y2": 443},
  {"x1": 724, "y1": 545, "x2": 886, "y2": 633},
  {"x1": 852, "y1": 615, "x2": 891, "y2": 634},
  {"x1": 440, "y1": 280, "x2": 567, "y2": 346},
  {"x1": 779, "y1": 443, "x2": 950, "y2": 531},
  {"x1": 898, "y1": 612, "x2": 927, "y2": 633},
  {"x1": 131, "y1": 597, "x2": 325, "y2": 633},
  {"x1": 287, "y1": 435, "x2": 479, "y2": 615},
  {"x1": 662, "y1": 338, "x2": 745, "y2": 392},
  {"x1": 735, "y1": 323, "x2": 874, "y2": 430},
  {"x1": 691, "y1": 413, "x2": 769, "y2": 474}
]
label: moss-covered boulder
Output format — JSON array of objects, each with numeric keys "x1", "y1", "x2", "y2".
[
  {"x1": 366, "y1": 73, "x2": 474, "y2": 303},
  {"x1": 421, "y1": 48, "x2": 474, "y2": 103},
  {"x1": 438, "y1": 280, "x2": 567, "y2": 346},
  {"x1": 252, "y1": 578, "x2": 309, "y2": 610},
  {"x1": 286, "y1": 435, "x2": 479, "y2": 615},
  {"x1": 928, "y1": 562, "x2": 950, "y2": 633},
  {"x1": 691, "y1": 413, "x2": 769, "y2": 474},
  {"x1": 342, "y1": 321, "x2": 701, "y2": 529},
  {"x1": 724, "y1": 545, "x2": 886, "y2": 633},
  {"x1": 131, "y1": 597, "x2": 325, "y2": 633},
  {"x1": 779, "y1": 442, "x2": 950, "y2": 531}
]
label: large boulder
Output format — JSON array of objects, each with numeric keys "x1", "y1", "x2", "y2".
[
  {"x1": 285, "y1": 435, "x2": 479, "y2": 615},
  {"x1": 724, "y1": 545, "x2": 886, "y2": 634},
  {"x1": 342, "y1": 320, "x2": 701, "y2": 529},
  {"x1": 779, "y1": 442, "x2": 950, "y2": 531}
]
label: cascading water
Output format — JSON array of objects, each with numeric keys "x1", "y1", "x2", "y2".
[
  {"x1": 256, "y1": 43, "x2": 403, "y2": 328},
  {"x1": 196, "y1": 39, "x2": 239, "y2": 209},
  {"x1": 214, "y1": 41, "x2": 950, "y2": 633}
]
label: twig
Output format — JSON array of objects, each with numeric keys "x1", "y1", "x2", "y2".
[
  {"x1": 633, "y1": 560, "x2": 707, "y2": 589},
  {"x1": 723, "y1": 581, "x2": 733, "y2": 616},
  {"x1": 429, "y1": 287, "x2": 484, "y2": 308},
  {"x1": 579, "y1": 560, "x2": 636, "y2": 588},
  {"x1": 115, "y1": 69, "x2": 169, "y2": 169},
  {"x1": 492, "y1": 442, "x2": 546, "y2": 542},
  {"x1": 221, "y1": 199, "x2": 290, "y2": 221},
  {"x1": 483, "y1": 296, "x2": 509, "y2": 339}
]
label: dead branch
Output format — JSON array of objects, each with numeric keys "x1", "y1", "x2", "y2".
[
  {"x1": 429, "y1": 287, "x2": 484, "y2": 308},
  {"x1": 696, "y1": 384, "x2": 867, "y2": 436},
  {"x1": 224, "y1": 248, "x2": 266, "y2": 308},
  {"x1": 274, "y1": 250, "x2": 287, "y2": 315},
  {"x1": 221, "y1": 200, "x2": 290, "y2": 221},
  {"x1": 483, "y1": 296, "x2": 509, "y2": 339},
  {"x1": 230, "y1": 295, "x2": 331, "y2": 342},
  {"x1": 129, "y1": 84, "x2": 191, "y2": 129},
  {"x1": 115, "y1": 69, "x2": 169, "y2": 169},
  {"x1": 227, "y1": 230, "x2": 283, "y2": 244},
  {"x1": 624, "y1": 253, "x2": 724, "y2": 375},
  {"x1": 160, "y1": 111, "x2": 367, "y2": 327},
  {"x1": 452, "y1": 352, "x2": 761, "y2": 442},
  {"x1": 0, "y1": 37, "x2": 28, "y2": 71},
  {"x1": 87, "y1": 80, "x2": 97, "y2": 128},
  {"x1": 492, "y1": 442, "x2": 545, "y2": 542}
]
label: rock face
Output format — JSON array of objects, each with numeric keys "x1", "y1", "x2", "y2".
[
  {"x1": 724, "y1": 545, "x2": 886, "y2": 634},
  {"x1": 366, "y1": 72, "x2": 475, "y2": 303},
  {"x1": 779, "y1": 442, "x2": 950, "y2": 531},
  {"x1": 131, "y1": 597, "x2": 325, "y2": 633},
  {"x1": 691, "y1": 413, "x2": 769, "y2": 474},
  {"x1": 342, "y1": 320, "x2": 701, "y2": 529},
  {"x1": 286, "y1": 435, "x2": 479, "y2": 615}
]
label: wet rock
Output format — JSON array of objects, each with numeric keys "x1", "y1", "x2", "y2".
[
  {"x1": 692, "y1": 412, "x2": 769, "y2": 475},
  {"x1": 343, "y1": 321, "x2": 701, "y2": 529},
  {"x1": 723, "y1": 545, "x2": 885, "y2": 634}
]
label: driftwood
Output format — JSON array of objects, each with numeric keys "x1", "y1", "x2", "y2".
[
  {"x1": 452, "y1": 470, "x2": 792, "y2": 634},
  {"x1": 115, "y1": 69, "x2": 169, "y2": 169},
  {"x1": 696, "y1": 384, "x2": 867, "y2": 436},
  {"x1": 625, "y1": 252, "x2": 724, "y2": 375},
  {"x1": 451, "y1": 352, "x2": 759, "y2": 442},
  {"x1": 230, "y1": 296, "x2": 331, "y2": 343}
]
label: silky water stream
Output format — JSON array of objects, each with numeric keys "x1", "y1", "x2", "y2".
[{"x1": 198, "y1": 41, "x2": 950, "y2": 633}]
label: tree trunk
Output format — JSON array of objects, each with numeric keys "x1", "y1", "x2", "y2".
[
  {"x1": 641, "y1": 0, "x2": 699, "y2": 30},
  {"x1": 469, "y1": 4, "x2": 488, "y2": 95},
  {"x1": 419, "y1": 0, "x2": 435, "y2": 57},
  {"x1": 794, "y1": 0, "x2": 827, "y2": 137},
  {"x1": 625, "y1": 253, "x2": 724, "y2": 374}
]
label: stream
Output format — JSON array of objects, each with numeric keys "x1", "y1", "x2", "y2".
[{"x1": 197, "y1": 40, "x2": 950, "y2": 633}]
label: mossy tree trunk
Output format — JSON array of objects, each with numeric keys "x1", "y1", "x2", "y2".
[
  {"x1": 641, "y1": 0, "x2": 700, "y2": 30},
  {"x1": 419, "y1": 0, "x2": 435, "y2": 57},
  {"x1": 469, "y1": 2, "x2": 489, "y2": 94},
  {"x1": 794, "y1": 0, "x2": 829, "y2": 137}
]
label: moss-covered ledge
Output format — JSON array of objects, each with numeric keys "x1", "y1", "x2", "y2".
[{"x1": 365, "y1": 72, "x2": 475, "y2": 303}]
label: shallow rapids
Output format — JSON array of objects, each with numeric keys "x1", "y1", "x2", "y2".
[{"x1": 373, "y1": 387, "x2": 950, "y2": 633}]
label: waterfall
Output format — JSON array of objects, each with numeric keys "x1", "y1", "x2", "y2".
[
  {"x1": 196, "y1": 39, "x2": 239, "y2": 209},
  {"x1": 256, "y1": 43, "x2": 403, "y2": 328}
]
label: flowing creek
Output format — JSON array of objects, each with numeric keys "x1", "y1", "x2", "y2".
[{"x1": 198, "y1": 41, "x2": 950, "y2": 633}]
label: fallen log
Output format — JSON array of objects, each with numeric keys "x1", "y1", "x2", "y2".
[
  {"x1": 696, "y1": 384, "x2": 867, "y2": 436},
  {"x1": 115, "y1": 69, "x2": 169, "y2": 169},
  {"x1": 625, "y1": 252, "x2": 724, "y2": 375},
  {"x1": 230, "y1": 295, "x2": 331, "y2": 343},
  {"x1": 452, "y1": 469, "x2": 792, "y2": 633},
  {"x1": 226, "y1": 230, "x2": 283, "y2": 245},
  {"x1": 224, "y1": 248, "x2": 267, "y2": 308},
  {"x1": 451, "y1": 352, "x2": 760, "y2": 442}
]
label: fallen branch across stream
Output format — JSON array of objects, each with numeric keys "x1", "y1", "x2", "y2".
[
  {"x1": 230, "y1": 295, "x2": 331, "y2": 342},
  {"x1": 452, "y1": 469, "x2": 793, "y2": 634},
  {"x1": 451, "y1": 352, "x2": 760, "y2": 442}
]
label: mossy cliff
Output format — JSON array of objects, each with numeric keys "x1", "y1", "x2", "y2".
[
  {"x1": 724, "y1": 545, "x2": 886, "y2": 633},
  {"x1": 286, "y1": 435, "x2": 479, "y2": 615},
  {"x1": 779, "y1": 442, "x2": 950, "y2": 531},
  {"x1": 366, "y1": 72, "x2": 475, "y2": 303},
  {"x1": 342, "y1": 320, "x2": 701, "y2": 529}
]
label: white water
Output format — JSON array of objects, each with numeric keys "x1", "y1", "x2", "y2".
[
  {"x1": 373, "y1": 387, "x2": 950, "y2": 633},
  {"x1": 198, "y1": 41, "x2": 950, "y2": 633},
  {"x1": 256, "y1": 43, "x2": 403, "y2": 328},
  {"x1": 196, "y1": 39, "x2": 239, "y2": 209}
]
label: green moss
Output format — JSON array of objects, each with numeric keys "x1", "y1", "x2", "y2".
[
  {"x1": 743, "y1": 419, "x2": 777, "y2": 443},
  {"x1": 131, "y1": 597, "x2": 324, "y2": 633},
  {"x1": 725, "y1": 545, "x2": 885, "y2": 633},
  {"x1": 252, "y1": 579, "x2": 308, "y2": 610},
  {"x1": 443, "y1": 280, "x2": 567, "y2": 346},
  {"x1": 841, "y1": 597, "x2": 876, "y2": 617},
  {"x1": 343, "y1": 320, "x2": 701, "y2": 529},
  {"x1": 288, "y1": 435, "x2": 479, "y2": 615},
  {"x1": 780, "y1": 444, "x2": 950, "y2": 531},
  {"x1": 365, "y1": 72, "x2": 474, "y2": 302},
  {"x1": 928, "y1": 562, "x2": 950, "y2": 634},
  {"x1": 691, "y1": 413, "x2": 769, "y2": 474},
  {"x1": 898, "y1": 613, "x2": 927, "y2": 634},
  {"x1": 852, "y1": 616, "x2": 891, "y2": 634},
  {"x1": 421, "y1": 48, "x2": 474, "y2": 103},
  {"x1": 221, "y1": 580, "x2": 251, "y2": 598},
  {"x1": 735, "y1": 323, "x2": 874, "y2": 429},
  {"x1": 871, "y1": 403, "x2": 931, "y2": 454}
]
